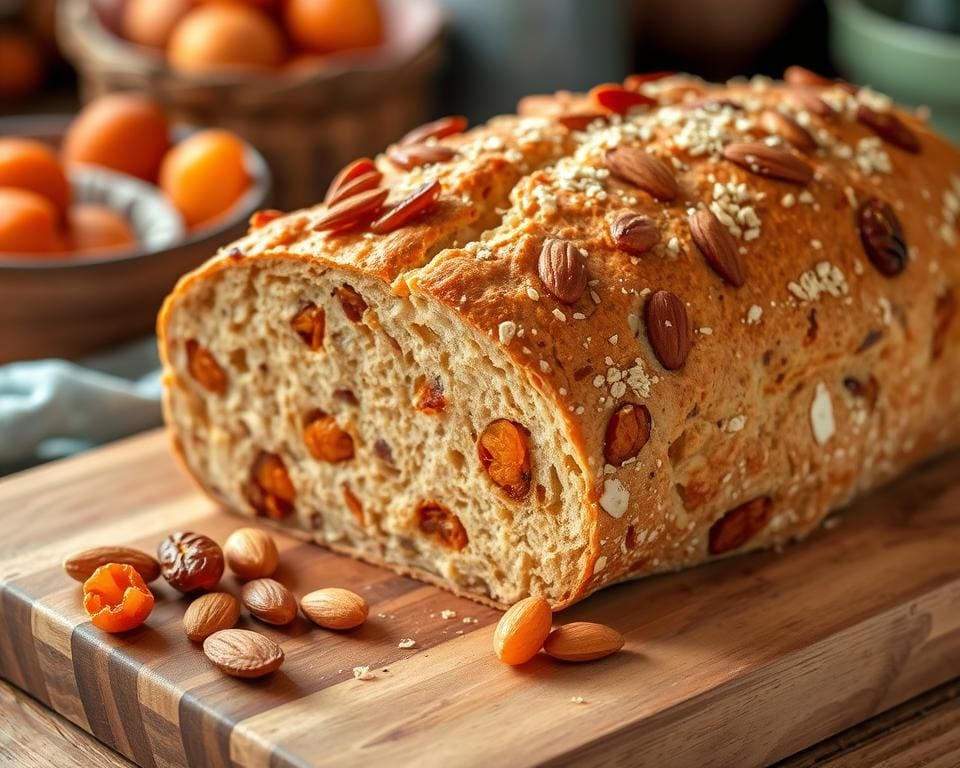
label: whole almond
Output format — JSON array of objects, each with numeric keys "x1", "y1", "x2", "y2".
[
  {"x1": 241, "y1": 578, "x2": 298, "y2": 626},
  {"x1": 610, "y1": 212, "x2": 660, "y2": 255},
  {"x1": 203, "y1": 629, "x2": 284, "y2": 678},
  {"x1": 605, "y1": 146, "x2": 678, "y2": 201},
  {"x1": 722, "y1": 142, "x2": 813, "y2": 185},
  {"x1": 493, "y1": 596, "x2": 552, "y2": 666},
  {"x1": 538, "y1": 238, "x2": 588, "y2": 304},
  {"x1": 856, "y1": 105, "x2": 920, "y2": 154},
  {"x1": 370, "y1": 180, "x2": 441, "y2": 234},
  {"x1": 784, "y1": 65, "x2": 834, "y2": 87},
  {"x1": 399, "y1": 115, "x2": 467, "y2": 146},
  {"x1": 224, "y1": 528, "x2": 278, "y2": 580},
  {"x1": 300, "y1": 587, "x2": 368, "y2": 630},
  {"x1": 645, "y1": 290, "x2": 691, "y2": 370},
  {"x1": 787, "y1": 89, "x2": 834, "y2": 117},
  {"x1": 63, "y1": 546, "x2": 160, "y2": 583},
  {"x1": 543, "y1": 622, "x2": 624, "y2": 662},
  {"x1": 183, "y1": 592, "x2": 240, "y2": 642},
  {"x1": 688, "y1": 209, "x2": 745, "y2": 287},
  {"x1": 759, "y1": 110, "x2": 815, "y2": 151}
]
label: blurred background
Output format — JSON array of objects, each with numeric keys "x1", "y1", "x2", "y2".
[{"x1": 1, "y1": 0, "x2": 958, "y2": 473}]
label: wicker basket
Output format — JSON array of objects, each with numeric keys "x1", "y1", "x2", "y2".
[{"x1": 56, "y1": 0, "x2": 447, "y2": 210}]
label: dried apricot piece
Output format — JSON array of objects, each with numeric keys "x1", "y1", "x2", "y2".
[
  {"x1": 291, "y1": 302, "x2": 326, "y2": 350},
  {"x1": 247, "y1": 451, "x2": 295, "y2": 519},
  {"x1": 413, "y1": 377, "x2": 446, "y2": 414},
  {"x1": 186, "y1": 339, "x2": 227, "y2": 394},
  {"x1": 303, "y1": 411, "x2": 354, "y2": 462},
  {"x1": 604, "y1": 403, "x2": 652, "y2": 465},
  {"x1": 478, "y1": 420, "x2": 531, "y2": 499},
  {"x1": 336, "y1": 284, "x2": 368, "y2": 323},
  {"x1": 342, "y1": 483, "x2": 364, "y2": 525},
  {"x1": 82, "y1": 563, "x2": 155, "y2": 633},
  {"x1": 416, "y1": 501, "x2": 468, "y2": 551}
]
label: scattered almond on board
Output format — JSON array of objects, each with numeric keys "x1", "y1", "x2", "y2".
[{"x1": 63, "y1": 526, "x2": 624, "y2": 680}]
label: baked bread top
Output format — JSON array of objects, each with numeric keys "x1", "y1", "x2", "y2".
[{"x1": 164, "y1": 71, "x2": 960, "y2": 605}]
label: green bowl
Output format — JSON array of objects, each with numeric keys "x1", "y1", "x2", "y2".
[{"x1": 828, "y1": 0, "x2": 960, "y2": 143}]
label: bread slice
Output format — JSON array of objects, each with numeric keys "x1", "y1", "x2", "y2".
[{"x1": 160, "y1": 75, "x2": 960, "y2": 609}]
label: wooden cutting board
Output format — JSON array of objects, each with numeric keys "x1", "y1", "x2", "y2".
[{"x1": 0, "y1": 430, "x2": 958, "y2": 768}]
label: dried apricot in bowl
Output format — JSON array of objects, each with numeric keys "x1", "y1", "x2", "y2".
[
  {"x1": 82, "y1": 563, "x2": 155, "y2": 633},
  {"x1": 0, "y1": 187, "x2": 63, "y2": 255},
  {"x1": 67, "y1": 204, "x2": 137, "y2": 256},
  {"x1": 0, "y1": 138, "x2": 71, "y2": 213},
  {"x1": 160, "y1": 130, "x2": 250, "y2": 228},
  {"x1": 167, "y1": 3, "x2": 286, "y2": 74},
  {"x1": 62, "y1": 93, "x2": 171, "y2": 183},
  {"x1": 285, "y1": 0, "x2": 384, "y2": 54}
]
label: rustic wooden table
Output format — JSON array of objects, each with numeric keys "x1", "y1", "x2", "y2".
[{"x1": 2, "y1": 676, "x2": 957, "y2": 767}]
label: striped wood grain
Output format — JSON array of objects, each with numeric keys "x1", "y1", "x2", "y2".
[{"x1": 0, "y1": 430, "x2": 958, "y2": 767}]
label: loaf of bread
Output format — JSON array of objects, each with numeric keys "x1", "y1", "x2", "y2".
[{"x1": 159, "y1": 70, "x2": 960, "y2": 609}]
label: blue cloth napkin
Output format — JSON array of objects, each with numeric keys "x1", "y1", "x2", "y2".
[{"x1": 0, "y1": 337, "x2": 163, "y2": 475}]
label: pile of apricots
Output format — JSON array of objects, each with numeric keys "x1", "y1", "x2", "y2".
[
  {"x1": 91, "y1": 0, "x2": 384, "y2": 74},
  {"x1": 0, "y1": 92, "x2": 252, "y2": 260}
]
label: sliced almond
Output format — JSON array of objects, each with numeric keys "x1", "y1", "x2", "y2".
[
  {"x1": 543, "y1": 622, "x2": 624, "y2": 662},
  {"x1": 605, "y1": 146, "x2": 678, "y2": 201},
  {"x1": 722, "y1": 142, "x2": 813, "y2": 185},
  {"x1": 386, "y1": 143, "x2": 456, "y2": 170},
  {"x1": 370, "y1": 180, "x2": 441, "y2": 234},
  {"x1": 313, "y1": 187, "x2": 388, "y2": 232},
  {"x1": 203, "y1": 629, "x2": 284, "y2": 678},
  {"x1": 555, "y1": 112, "x2": 606, "y2": 131},
  {"x1": 300, "y1": 587, "x2": 369, "y2": 630},
  {"x1": 786, "y1": 89, "x2": 834, "y2": 118},
  {"x1": 645, "y1": 290, "x2": 691, "y2": 370},
  {"x1": 688, "y1": 209, "x2": 745, "y2": 287},
  {"x1": 538, "y1": 238, "x2": 588, "y2": 304},
  {"x1": 63, "y1": 546, "x2": 160, "y2": 583},
  {"x1": 241, "y1": 578, "x2": 298, "y2": 626},
  {"x1": 324, "y1": 157, "x2": 376, "y2": 205},
  {"x1": 399, "y1": 115, "x2": 467, "y2": 146},
  {"x1": 183, "y1": 592, "x2": 240, "y2": 642}
]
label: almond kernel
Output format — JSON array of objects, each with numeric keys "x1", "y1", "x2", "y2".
[
  {"x1": 493, "y1": 596, "x2": 552, "y2": 666},
  {"x1": 543, "y1": 622, "x2": 624, "y2": 662},
  {"x1": 241, "y1": 578, "x2": 298, "y2": 626},
  {"x1": 223, "y1": 528, "x2": 279, "y2": 580},
  {"x1": 183, "y1": 592, "x2": 240, "y2": 642},
  {"x1": 300, "y1": 587, "x2": 368, "y2": 630}
]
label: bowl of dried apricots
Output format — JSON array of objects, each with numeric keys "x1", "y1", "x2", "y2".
[
  {"x1": 57, "y1": 0, "x2": 446, "y2": 209},
  {"x1": 0, "y1": 93, "x2": 270, "y2": 363}
]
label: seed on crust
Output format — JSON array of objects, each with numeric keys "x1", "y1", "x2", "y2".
[
  {"x1": 478, "y1": 420, "x2": 532, "y2": 500},
  {"x1": 758, "y1": 110, "x2": 816, "y2": 151},
  {"x1": 604, "y1": 403, "x2": 652, "y2": 466}
]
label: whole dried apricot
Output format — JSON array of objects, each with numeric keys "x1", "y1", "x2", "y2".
[
  {"x1": 67, "y1": 204, "x2": 137, "y2": 256},
  {"x1": 285, "y1": 0, "x2": 383, "y2": 54},
  {"x1": 478, "y1": 420, "x2": 531, "y2": 499},
  {"x1": 82, "y1": 563, "x2": 155, "y2": 633},
  {"x1": 168, "y1": 4, "x2": 286, "y2": 73},
  {"x1": 62, "y1": 93, "x2": 170, "y2": 183},
  {"x1": 247, "y1": 451, "x2": 296, "y2": 519},
  {"x1": 0, "y1": 188, "x2": 62, "y2": 255},
  {"x1": 159, "y1": 129, "x2": 250, "y2": 228},
  {"x1": 0, "y1": 138, "x2": 70, "y2": 214}
]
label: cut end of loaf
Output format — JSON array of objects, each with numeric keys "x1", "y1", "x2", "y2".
[{"x1": 160, "y1": 256, "x2": 594, "y2": 607}]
